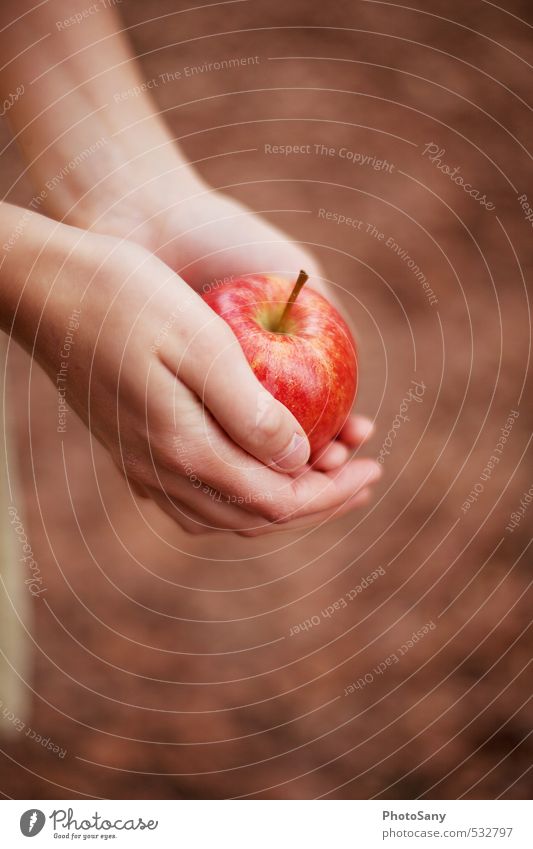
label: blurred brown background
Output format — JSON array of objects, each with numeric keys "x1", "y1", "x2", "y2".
[{"x1": 1, "y1": 0, "x2": 532, "y2": 799}]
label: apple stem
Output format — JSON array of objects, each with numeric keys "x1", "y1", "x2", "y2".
[{"x1": 276, "y1": 269, "x2": 309, "y2": 332}]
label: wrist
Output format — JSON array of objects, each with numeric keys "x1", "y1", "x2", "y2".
[
  {"x1": 78, "y1": 157, "x2": 202, "y2": 245},
  {"x1": 45, "y1": 128, "x2": 205, "y2": 254}
]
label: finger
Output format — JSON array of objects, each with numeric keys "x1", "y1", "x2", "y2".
[
  {"x1": 337, "y1": 415, "x2": 375, "y2": 446},
  {"x1": 310, "y1": 440, "x2": 351, "y2": 471},
  {"x1": 238, "y1": 485, "x2": 374, "y2": 537},
  {"x1": 148, "y1": 366, "x2": 381, "y2": 524},
  {"x1": 143, "y1": 415, "x2": 380, "y2": 533},
  {"x1": 285, "y1": 459, "x2": 381, "y2": 522},
  {"x1": 147, "y1": 487, "x2": 219, "y2": 535},
  {"x1": 159, "y1": 306, "x2": 311, "y2": 472},
  {"x1": 146, "y1": 477, "x2": 373, "y2": 537},
  {"x1": 154, "y1": 444, "x2": 381, "y2": 526},
  {"x1": 147, "y1": 482, "x2": 271, "y2": 534}
]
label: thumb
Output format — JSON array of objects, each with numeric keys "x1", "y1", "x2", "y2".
[{"x1": 174, "y1": 313, "x2": 311, "y2": 471}]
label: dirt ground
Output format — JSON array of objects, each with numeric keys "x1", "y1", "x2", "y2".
[{"x1": 1, "y1": 0, "x2": 532, "y2": 799}]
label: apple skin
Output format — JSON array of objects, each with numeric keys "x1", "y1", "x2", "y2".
[{"x1": 203, "y1": 274, "x2": 357, "y2": 454}]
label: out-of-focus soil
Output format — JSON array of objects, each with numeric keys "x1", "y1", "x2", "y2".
[{"x1": 1, "y1": 0, "x2": 532, "y2": 799}]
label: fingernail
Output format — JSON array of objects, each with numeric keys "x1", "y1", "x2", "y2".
[{"x1": 271, "y1": 433, "x2": 310, "y2": 471}]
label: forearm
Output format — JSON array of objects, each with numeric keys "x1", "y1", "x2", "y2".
[
  {"x1": 0, "y1": 202, "x2": 72, "y2": 358},
  {"x1": 0, "y1": 1, "x2": 191, "y2": 232}
]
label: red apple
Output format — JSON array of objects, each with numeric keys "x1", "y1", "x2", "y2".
[{"x1": 203, "y1": 271, "x2": 358, "y2": 454}]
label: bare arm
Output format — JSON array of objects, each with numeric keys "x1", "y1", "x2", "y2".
[{"x1": 0, "y1": 0, "x2": 188, "y2": 236}]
